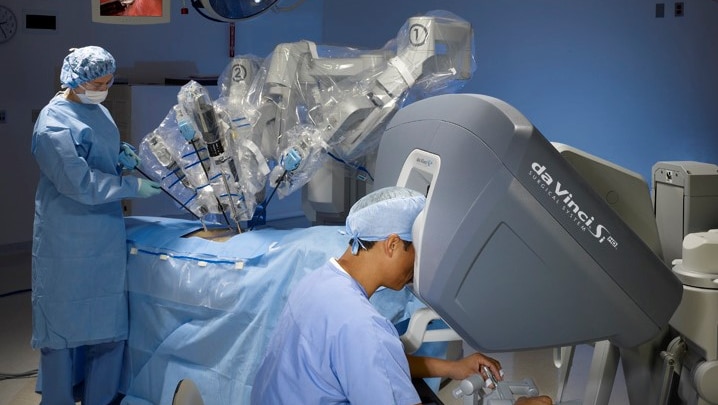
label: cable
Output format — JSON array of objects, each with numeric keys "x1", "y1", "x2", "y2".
[
  {"x1": 0, "y1": 288, "x2": 30, "y2": 299},
  {"x1": 0, "y1": 369, "x2": 38, "y2": 381},
  {"x1": 248, "y1": 170, "x2": 287, "y2": 231},
  {"x1": 265, "y1": 170, "x2": 287, "y2": 209},
  {"x1": 327, "y1": 152, "x2": 375, "y2": 182},
  {"x1": 135, "y1": 167, "x2": 200, "y2": 220}
]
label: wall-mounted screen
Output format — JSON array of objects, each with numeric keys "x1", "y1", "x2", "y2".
[{"x1": 92, "y1": 0, "x2": 170, "y2": 24}]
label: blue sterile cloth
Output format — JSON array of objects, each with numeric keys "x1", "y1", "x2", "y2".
[{"x1": 119, "y1": 217, "x2": 436, "y2": 405}]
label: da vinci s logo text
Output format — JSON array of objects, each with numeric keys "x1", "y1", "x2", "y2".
[{"x1": 529, "y1": 162, "x2": 618, "y2": 249}]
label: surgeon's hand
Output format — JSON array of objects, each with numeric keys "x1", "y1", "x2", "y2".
[
  {"x1": 119, "y1": 142, "x2": 140, "y2": 170},
  {"x1": 408, "y1": 352, "x2": 503, "y2": 384},
  {"x1": 448, "y1": 352, "x2": 503, "y2": 383},
  {"x1": 137, "y1": 178, "x2": 162, "y2": 198},
  {"x1": 515, "y1": 395, "x2": 553, "y2": 405}
]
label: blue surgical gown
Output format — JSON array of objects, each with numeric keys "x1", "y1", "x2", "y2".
[
  {"x1": 31, "y1": 93, "x2": 141, "y2": 350},
  {"x1": 251, "y1": 259, "x2": 421, "y2": 405}
]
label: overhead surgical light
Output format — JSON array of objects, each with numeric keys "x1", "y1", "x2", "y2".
[{"x1": 190, "y1": 0, "x2": 278, "y2": 22}]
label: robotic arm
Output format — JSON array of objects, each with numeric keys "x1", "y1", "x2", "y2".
[
  {"x1": 332, "y1": 14, "x2": 473, "y2": 157},
  {"x1": 137, "y1": 11, "x2": 475, "y2": 229},
  {"x1": 252, "y1": 12, "x2": 474, "y2": 200}
]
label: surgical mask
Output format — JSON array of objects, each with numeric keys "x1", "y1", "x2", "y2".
[{"x1": 76, "y1": 87, "x2": 108, "y2": 104}]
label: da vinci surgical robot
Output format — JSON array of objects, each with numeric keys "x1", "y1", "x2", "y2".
[{"x1": 134, "y1": 9, "x2": 710, "y2": 403}]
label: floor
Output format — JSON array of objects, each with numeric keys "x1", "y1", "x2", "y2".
[
  {"x1": 0, "y1": 251, "x2": 42, "y2": 405},
  {"x1": 0, "y1": 248, "x2": 630, "y2": 405}
]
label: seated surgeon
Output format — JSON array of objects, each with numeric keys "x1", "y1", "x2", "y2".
[{"x1": 251, "y1": 186, "x2": 552, "y2": 405}]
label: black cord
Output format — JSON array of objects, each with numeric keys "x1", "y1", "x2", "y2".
[
  {"x1": 264, "y1": 170, "x2": 287, "y2": 211},
  {"x1": 0, "y1": 288, "x2": 30, "y2": 299},
  {"x1": 135, "y1": 167, "x2": 200, "y2": 220},
  {"x1": 248, "y1": 170, "x2": 287, "y2": 231},
  {"x1": 327, "y1": 152, "x2": 374, "y2": 182},
  {"x1": 0, "y1": 369, "x2": 38, "y2": 381}
]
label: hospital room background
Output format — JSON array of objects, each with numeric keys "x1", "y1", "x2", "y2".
[
  {"x1": 1, "y1": 0, "x2": 717, "y2": 248},
  {"x1": 1, "y1": 0, "x2": 718, "y2": 404}
]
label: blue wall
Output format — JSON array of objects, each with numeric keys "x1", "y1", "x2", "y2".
[
  {"x1": 2, "y1": 0, "x2": 717, "y2": 247},
  {"x1": 323, "y1": 0, "x2": 718, "y2": 183}
]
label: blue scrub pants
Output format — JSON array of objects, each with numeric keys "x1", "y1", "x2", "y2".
[{"x1": 39, "y1": 341, "x2": 125, "y2": 405}]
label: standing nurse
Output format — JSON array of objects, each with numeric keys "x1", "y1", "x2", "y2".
[{"x1": 31, "y1": 46, "x2": 161, "y2": 405}]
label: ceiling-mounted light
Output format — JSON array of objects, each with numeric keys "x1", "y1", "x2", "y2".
[{"x1": 190, "y1": 0, "x2": 278, "y2": 22}]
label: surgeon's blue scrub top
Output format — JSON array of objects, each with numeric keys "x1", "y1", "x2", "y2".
[{"x1": 251, "y1": 259, "x2": 421, "y2": 405}]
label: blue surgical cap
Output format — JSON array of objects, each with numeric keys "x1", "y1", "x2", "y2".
[
  {"x1": 60, "y1": 46, "x2": 116, "y2": 89},
  {"x1": 345, "y1": 186, "x2": 426, "y2": 254}
]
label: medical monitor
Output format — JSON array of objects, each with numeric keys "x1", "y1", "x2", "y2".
[
  {"x1": 92, "y1": 0, "x2": 171, "y2": 25},
  {"x1": 374, "y1": 93, "x2": 682, "y2": 352}
]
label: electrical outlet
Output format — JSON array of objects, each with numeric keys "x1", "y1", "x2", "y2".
[
  {"x1": 656, "y1": 3, "x2": 665, "y2": 18},
  {"x1": 675, "y1": 2, "x2": 684, "y2": 17}
]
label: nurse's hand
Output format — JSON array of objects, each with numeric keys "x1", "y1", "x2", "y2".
[
  {"x1": 137, "y1": 179, "x2": 162, "y2": 198},
  {"x1": 119, "y1": 142, "x2": 140, "y2": 170}
]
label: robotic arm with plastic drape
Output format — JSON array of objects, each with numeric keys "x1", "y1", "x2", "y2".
[
  {"x1": 250, "y1": 12, "x2": 475, "y2": 199},
  {"x1": 135, "y1": 10, "x2": 475, "y2": 232}
]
